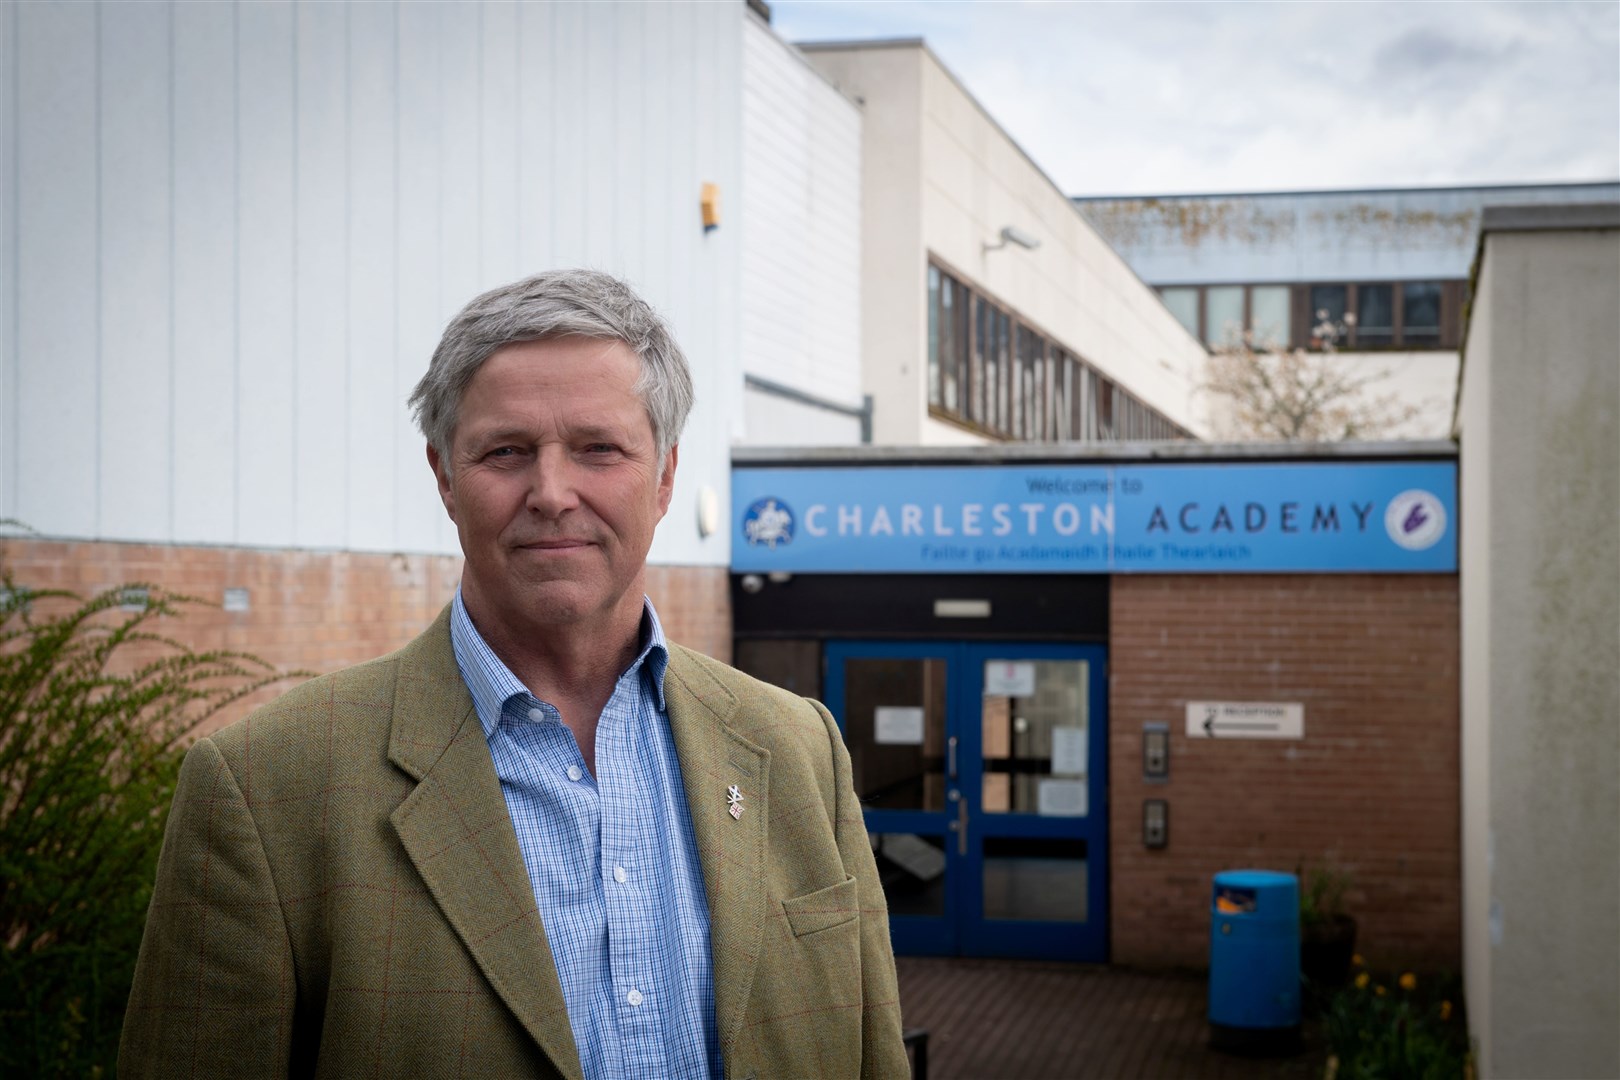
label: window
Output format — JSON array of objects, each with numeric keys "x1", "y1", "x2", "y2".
[
  {"x1": 927, "y1": 260, "x2": 1190, "y2": 443},
  {"x1": 927, "y1": 266, "x2": 940, "y2": 405},
  {"x1": 1250, "y1": 286, "x2": 1291, "y2": 348},
  {"x1": 1205, "y1": 286, "x2": 1245, "y2": 348},
  {"x1": 1310, "y1": 285, "x2": 1349, "y2": 342},
  {"x1": 1160, "y1": 287, "x2": 1200, "y2": 338},
  {"x1": 1161, "y1": 281, "x2": 1458, "y2": 350},
  {"x1": 1402, "y1": 282, "x2": 1442, "y2": 345},
  {"x1": 1357, "y1": 284, "x2": 1394, "y2": 346}
]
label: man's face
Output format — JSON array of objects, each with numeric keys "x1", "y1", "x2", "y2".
[{"x1": 429, "y1": 337, "x2": 676, "y2": 641}]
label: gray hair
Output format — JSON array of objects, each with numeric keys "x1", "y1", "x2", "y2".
[{"x1": 409, "y1": 268, "x2": 694, "y2": 467}]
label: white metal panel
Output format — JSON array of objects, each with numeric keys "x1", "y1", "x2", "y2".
[
  {"x1": 236, "y1": 0, "x2": 297, "y2": 547},
  {"x1": 548, "y1": 3, "x2": 587, "y2": 268},
  {"x1": 0, "y1": 1, "x2": 13, "y2": 522},
  {"x1": 635, "y1": 0, "x2": 672, "y2": 314},
  {"x1": 609, "y1": 4, "x2": 645, "y2": 276},
  {"x1": 515, "y1": 2, "x2": 554, "y2": 278},
  {"x1": 344, "y1": 0, "x2": 398, "y2": 552},
  {"x1": 740, "y1": 17, "x2": 863, "y2": 430},
  {"x1": 743, "y1": 387, "x2": 862, "y2": 447},
  {"x1": 10, "y1": 0, "x2": 744, "y2": 562},
  {"x1": 479, "y1": 1, "x2": 520, "y2": 284},
  {"x1": 15, "y1": 1, "x2": 99, "y2": 538},
  {"x1": 292, "y1": 0, "x2": 348, "y2": 549},
  {"x1": 394, "y1": 0, "x2": 449, "y2": 553},
  {"x1": 98, "y1": 2, "x2": 173, "y2": 541},
  {"x1": 581, "y1": 7, "x2": 618, "y2": 269},
  {"x1": 170, "y1": 0, "x2": 238, "y2": 543}
]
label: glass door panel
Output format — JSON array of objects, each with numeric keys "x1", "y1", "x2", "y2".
[
  {"x1": 981, "y1": 659, "x2": 1089, "y2": 816},
  {"x1": 842, "y1": 657, "x2": 947, "y2": 811},
  {"x1": 826, "y1": 643, "x2": 959, "y2": 956},
  {"x1": 983, "y1": 837, "x2": 1088, "y2": 922}
]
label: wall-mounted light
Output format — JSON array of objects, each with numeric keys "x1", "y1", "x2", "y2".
[
  {"x1": 701, "y1": 182, "x2": 721, "y2": 233},
  {"x1": 696, "y1": 486, "x2": 720, "y2": 538},
  {"x1": 983, "y1": 225, "x2": 1040, "y2": 254}
]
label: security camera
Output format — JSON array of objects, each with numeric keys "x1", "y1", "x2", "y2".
[
  {"x1": 739, "y1": 574, "x2": 765, "y2": 594},
  {"x1": 1000, "y1": 225, "x2": 1040, "y2": 250},
  {"x1": 984, "y1": 225, "x2": 1041, "y2": 254}
]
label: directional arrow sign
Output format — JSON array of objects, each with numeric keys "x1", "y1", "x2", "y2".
[{"x1": 1186, "y1": 701, "x2": 1304, "y2": 740}]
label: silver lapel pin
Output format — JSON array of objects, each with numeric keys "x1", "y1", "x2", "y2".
[{"x1": 727, "y1": 784, "x2": 745, "y2": 820}]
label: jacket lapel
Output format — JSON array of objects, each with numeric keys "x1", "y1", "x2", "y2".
[
  {"x1": 664, "y1": 647, "x2": 772, "y2": 1062},
  {"x1": 385, "y1": 609, "x2": 584, "y2": 1080}
]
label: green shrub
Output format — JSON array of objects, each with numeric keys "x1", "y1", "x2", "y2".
[
  {"x1": 1323, "y1": 962, "x2": 1471, "y2": 1080},
  {"x1": 0, "y1": 548, "x2": 296, "y2": 1077}
]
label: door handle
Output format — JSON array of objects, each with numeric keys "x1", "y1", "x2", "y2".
[
  {"x1": 956, "y1": 793, "x2": 969, "y2": 856},
  {"x1": 947, "y1": 735, "x2": 958, "y2": 780}
]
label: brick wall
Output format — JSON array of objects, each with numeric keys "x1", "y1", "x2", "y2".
[
  {"x1": 1, "y1": 538, "x2": 731, "y2": 734},
  {"x1": 1110, "y1": 574, "x2": 1460, "y2": 972}
]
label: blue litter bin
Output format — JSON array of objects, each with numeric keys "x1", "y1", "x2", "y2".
[{"x1": 1208, "y1": 869, "x2": 1301, "y2": 1054}]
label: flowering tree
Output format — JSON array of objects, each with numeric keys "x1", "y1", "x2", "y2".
[{"x1": 1204, "y1": 314, "x2": 1423, "y2": 442}]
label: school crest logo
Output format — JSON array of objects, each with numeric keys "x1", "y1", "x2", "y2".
[
  {"x1": 1384, "y1": 489, "x2": 1447, "y2": 551},
  {"x1": 742, "y1": 498, "x2": 794, "y2": 548}
]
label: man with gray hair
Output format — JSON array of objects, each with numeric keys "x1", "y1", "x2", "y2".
[{"x1": 121, "y1": 269, "x2": 908, "y2": 1079}]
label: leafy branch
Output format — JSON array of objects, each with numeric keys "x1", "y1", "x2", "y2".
[
  {"x1": 0, "y1": 535, "x2": 305, "y2": 1076},
  {"x1": 1204, "y1": 315, "x2": 1424, "y2": 442}
]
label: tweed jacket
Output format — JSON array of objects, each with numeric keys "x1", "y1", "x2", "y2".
[{"x1": 120, "y1": 608, "x2": 908, "y2": 1079}]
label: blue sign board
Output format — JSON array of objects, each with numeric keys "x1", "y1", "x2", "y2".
[{"x1": 732, "y1": 461, "x2": 1456, "y2": 574}]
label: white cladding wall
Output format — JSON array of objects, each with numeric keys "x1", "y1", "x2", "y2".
[
  {"x1": 739, "y1": 14, "x2": 863, "y2": 445},
  {"x1": 1458, "y1": 224, "x2": 1620, "y2": 1078},
  {"x1": 1, "y1": 0, "x2": 742, "y2": 567}
]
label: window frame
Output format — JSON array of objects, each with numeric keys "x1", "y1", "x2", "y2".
[{"x1": 929, "y1": 257, "x2": 1191, "y2": 443}]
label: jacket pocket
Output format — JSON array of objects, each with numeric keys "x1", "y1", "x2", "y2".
[{"x1": 781, "y1": 875, "x2": 859, "y2": 938}]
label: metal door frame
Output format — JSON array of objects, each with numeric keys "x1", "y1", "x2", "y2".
[{"x1": 825, "y1": 640, "x2": 1110, "y2": 962}]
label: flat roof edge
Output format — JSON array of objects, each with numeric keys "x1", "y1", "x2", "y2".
[
  {"x1": 1072, "y1": 180, "x2": 1620, "y2": 202},
  {"x1": 731, "y1": 440, "x2": 1459, "y2": 467},
  {"x1": 795, "y1": 37, "x2": 927, "y2": 52},
  {"x1": 1480, "y1": 202, "x2": 1620, "y2": 234}
]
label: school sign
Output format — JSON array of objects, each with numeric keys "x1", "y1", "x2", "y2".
[{"x1": 731, "y1": 461, "x2": 1457, "y2": 574}]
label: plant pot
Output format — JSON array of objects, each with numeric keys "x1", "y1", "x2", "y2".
[{"x1": 1301, "y1": 913, "x2": 1357, "y2": 989}]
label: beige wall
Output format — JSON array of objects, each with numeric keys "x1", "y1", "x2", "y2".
[
  {"x1": 804, "y1": 42, "x2": 1210, "y2": 447},
  {"x1": 802, "y1": 45, "x2": 928, "y2": 445},
  {"x1": 1457, "y1": 213, "x2": 1619, "y2": 1078}
]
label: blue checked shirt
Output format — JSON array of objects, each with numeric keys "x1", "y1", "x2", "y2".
[{"x1": 450, "y1": 591, "x2": 721, "y2": 1080}]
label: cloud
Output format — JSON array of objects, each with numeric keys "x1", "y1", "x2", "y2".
[{"x1": 770, "y1": 0, "x2": 1620, "y2": 194}]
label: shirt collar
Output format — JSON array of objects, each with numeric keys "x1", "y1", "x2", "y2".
[{"x1": 449, "y1": 588, "x2": 669, "y2": 740}]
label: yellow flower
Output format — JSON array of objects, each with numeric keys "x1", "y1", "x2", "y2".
[
  {"x1": 1399, "y1": 972, "x2": 1417, "y2": 991},
  {"x1": 1375, "y1": 985, "x2": 1387, "y2": 997},
  {"x1": 1351, "y1": 953, "x2": 1365, "y2": 968},
  {"x1": 1354, "y1": 972, "x2": 1370, "y2": 989},
  {"x1": 1440, "y1": 1000, "x2": 1453, "y2": 1021}
]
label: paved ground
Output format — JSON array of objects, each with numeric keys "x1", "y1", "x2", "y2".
[{"x1": 895, "y1": 957, "x2": 1328, "y2": 1080}]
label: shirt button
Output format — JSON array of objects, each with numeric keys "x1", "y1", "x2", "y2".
[
  {"x1": 527, "y1": 707, "x2": 545, "y2": 722},
  {"x1": 614, "y1": 865, "x2": 627, "y2": 883},
  {"x1": 567, "y1": 765, "x2": 583, "y2": 782},
  {"x1": 626, "y1": 989, "x2": 643, "y2": 1007}
]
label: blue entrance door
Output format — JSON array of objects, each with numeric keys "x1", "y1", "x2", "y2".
[{"x1": 825, "y1": 641, "x2": 1109, "y2": 962}]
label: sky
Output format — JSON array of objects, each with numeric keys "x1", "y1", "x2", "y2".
[{"x1": 769, "y1": 0, "x2": 1620, "y2": 197}]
